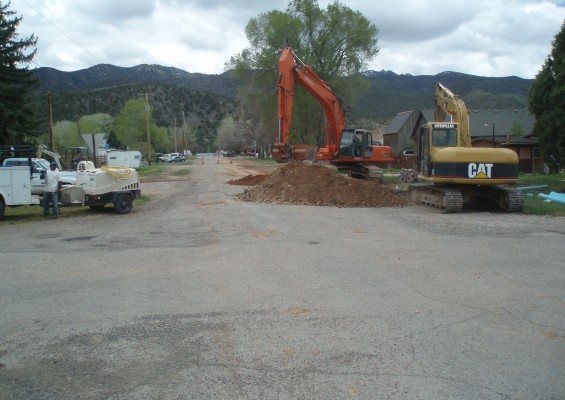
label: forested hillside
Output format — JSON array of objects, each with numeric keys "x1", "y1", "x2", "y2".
[
  {"x1": 356, "y1": 71, "x2": 532, "y2": 121},
  {"x1": 30, "y1": 64, "x2": 533, "y2": 131}
]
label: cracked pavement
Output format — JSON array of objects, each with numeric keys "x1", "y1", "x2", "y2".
[{"x1": 0, "y1": 156, "x2": 564, "y2": 399}]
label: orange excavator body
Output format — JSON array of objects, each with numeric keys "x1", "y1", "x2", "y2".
[{"x1": 274, "y1": 47, "x2": 391, "y2": 168}]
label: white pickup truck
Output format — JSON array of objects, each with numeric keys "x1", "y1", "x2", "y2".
[
  {"x1": 0, "y1": 165, "x2": 41, "y2": 217},
  {"x1": 1, "y1": 157, "x2": 77, "y2": 194}
]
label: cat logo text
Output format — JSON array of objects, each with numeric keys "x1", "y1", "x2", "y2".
[{"x1": 468, "y1": 163, "x2": 493, "y2": 179}]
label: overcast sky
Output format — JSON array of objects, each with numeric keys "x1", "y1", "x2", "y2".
[{"x1": 8, "y1": 0, "x2": 565, "y2": 79}]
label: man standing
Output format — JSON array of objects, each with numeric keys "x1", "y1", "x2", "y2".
[{"x1": 43, "y1": 161, "x2": 62, "y2": 219}]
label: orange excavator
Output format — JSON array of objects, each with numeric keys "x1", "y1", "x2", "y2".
[{"x1": 273, "y1": 47, "x2": 391, "y2": 180}]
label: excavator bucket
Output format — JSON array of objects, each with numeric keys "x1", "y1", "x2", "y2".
[{"x1": 272, "y1": 144, "x2": 318, "y2": 163}]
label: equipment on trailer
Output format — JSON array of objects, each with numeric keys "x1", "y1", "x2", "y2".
[
  {"x1": 61, "y1": 161, "x2": 141, "y2": 214},
  {"x1": 0, "y1": 145, "x2": 141, "y2": 219}
]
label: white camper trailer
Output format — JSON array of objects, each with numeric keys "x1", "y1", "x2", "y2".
[{"x1": 105, "y1": 150, "x2": 142, "y2": 168}]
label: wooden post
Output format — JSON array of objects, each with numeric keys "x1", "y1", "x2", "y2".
[{"x1": 48, "y1": 92, "x2": 54, "y2": 150}]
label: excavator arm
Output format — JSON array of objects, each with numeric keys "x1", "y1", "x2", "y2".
[
  {"x1": 37, "y1": 144, "x2": 64, "y2": 170},
  {"x1": 434, "y1": 83, "x2": 472, "y2": 148},
  {"x1": 274, "y1": 47, "x2": 344, "y2": 162}
]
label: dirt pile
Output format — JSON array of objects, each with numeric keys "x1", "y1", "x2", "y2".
[
  {"x1": 234, "y1": 160, "x2": 409, "y2": 208},
  {"x1": 227, "y1": 174, "x2": 269, "y2": 186}
]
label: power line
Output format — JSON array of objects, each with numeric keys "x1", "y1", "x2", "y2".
[{"x1": 20, "y1": 0, "x2": 103, "y2": 65}]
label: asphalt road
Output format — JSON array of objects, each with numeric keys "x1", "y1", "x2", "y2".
[{"x1": 1, "y1": 156, "x2": 564, "y2": 400}]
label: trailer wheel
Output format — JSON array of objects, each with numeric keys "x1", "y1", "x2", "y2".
[
  {"x1": 114, "y1": 194, "x2": 133, "y2": 214},
  {"x1": 0, "y1": 199, "x2": 5, "y2": 219}
]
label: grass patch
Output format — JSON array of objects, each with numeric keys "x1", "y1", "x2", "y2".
[
  {"x1": 518, "y1": 173, "x2": 565, "y2": 192},
  {"x1": 137, "y1": 160, "x2": 193, "y2": 177},
  {"x1": 518, "y1": 173, "x2": 565, "y2": 216},
  {"x1": 522, "y1": 195, "x2": 565, "y2": 216},
  {"x1": 241, "y1": 157, "x2": 277, "y2": 164},
  {"x1": 171, "y1": 168, "x2": 191, "y2": 176},
  {"x1": 136, "y1": 164, "x2": 173, "y2": 177},
  {"x1": 383, "y1": 175, "x2": 400, "y2": 183},
  {"x1": 382, "y1": 166, "x2": 402, "y2": 174},
  {"x1": 1, "y1": 204, "x2": 94, "y2": 224},
  {"x1": 0, "y1": 195, "x2": 151, "y2": 225}
]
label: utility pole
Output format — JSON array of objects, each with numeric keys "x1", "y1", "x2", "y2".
[
  {"x1": 47, "y1": 92, "x2": 54, "y2": 150},
  {"x1": 140, "y1": 92, "x2": 153, "y2": 165},
  {"x1": 182, "y1": 111, "x2": 187, "y2": 153},
  {"x1": 173, "y1": 118, "x2": 177, "y2": 153}
]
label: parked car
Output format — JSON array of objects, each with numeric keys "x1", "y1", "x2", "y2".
[
  {"x1": 170, "y1": 155, "x2": 186, "y2": 163},
  {"x1": 159, "y1": 154, "x2": 170, "y2": 162},
  {"x1": 164, "y1": 153, "x2": 181, "y2": 162},
  {"x1": 1, "y1": 157, "x2": 77, "y2": 195},
  {"x1": 246, "y1": 149, "x2": 257, "y2": 156},
  {"x1": 223, "y1": 150, "x2": 237, "y2": 157},
  {"x1": 154, "y1": 153, "x2": 165, "y2": 163}
]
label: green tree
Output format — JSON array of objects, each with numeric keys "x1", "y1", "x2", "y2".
[
  {"x1": 52, "y1": 120, "x2": 81, "y2": 149},
  {"x1": 106, "y1": 130, "x2": 123, "y2": 149},
  {"x1": 510, "y1": 122, "x2": 524, "y2": 137},
  {"x1": 529, "y1": 20, "x2": 565, "y2": 171},
  {"x1": 226, "y1": 0, "x2": 379, "y2": 146},
  {"x1": 113, "y1": 99, "x2": 168, "y2": 154},
  {"x1": 77, "y1": 113, "x2": 113, "y2": 135},
  {"x1": 0, "y1": 1, "x2": 39, "y2": 144}
]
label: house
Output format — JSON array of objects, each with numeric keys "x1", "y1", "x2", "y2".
[
  {"x1": 383, "y1": 110, "x2": 425, "y2": 154},
  {"x1": 472, "y1": 136, "x2": 542, "y2": 173}
]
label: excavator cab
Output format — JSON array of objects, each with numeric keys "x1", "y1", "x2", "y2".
[
  {"x1": 417, "y1": 122, "x2": 460, "y2": 178},
  {"x1": 338, "y1": 129, "x2": 373, "y2": 159},
  {"x1": 431, "y1": 125, "x2": 458, "y2": 147}
]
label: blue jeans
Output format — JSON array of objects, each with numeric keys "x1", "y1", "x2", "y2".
[{"x1": 43, "y1": 191, "x2": 59, "y2": 217}]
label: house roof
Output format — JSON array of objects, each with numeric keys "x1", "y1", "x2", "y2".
[
  {"x1": 472, "y1": 136, "x2": 538, "y2": 146},
  {"x1": 384, "y1": 110, "x2": 415, "y2": 135}
]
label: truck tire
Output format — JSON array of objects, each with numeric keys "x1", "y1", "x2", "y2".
[
  {"x1": 114, "y1": 193, "x2": 133, "y2": 214},
  {"x1": 0, "y1": 199, "x2": 5, "y2": 219}
]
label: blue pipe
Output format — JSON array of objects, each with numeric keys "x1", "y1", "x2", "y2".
[
  {"x1": 516, "y1": 185, "x2": 548, "y2": 191},
  {"x1": 538, "y1": 192, "x2": 565, "y2": 205}
]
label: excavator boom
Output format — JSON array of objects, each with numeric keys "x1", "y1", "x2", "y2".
[
  {"x1": 435, "y1": 83, "x2": 471, "y2": 148},
  {"x1": 274, "y1": 47, "x2": 344, "y2": 162}
]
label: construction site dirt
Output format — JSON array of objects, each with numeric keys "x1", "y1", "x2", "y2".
[{"x1": 230, "y1": 160, "x2": 409, "y2": 208}]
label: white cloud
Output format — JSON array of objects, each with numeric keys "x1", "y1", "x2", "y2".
[{"x1": 9, "y1": 0, "x2": 565, "y2": 78}]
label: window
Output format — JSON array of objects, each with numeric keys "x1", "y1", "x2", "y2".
[{"x1": 432, "y1": 129, "x2": 457, "y2": 147}]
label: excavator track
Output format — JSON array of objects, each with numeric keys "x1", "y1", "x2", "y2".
[
  {"x1": 335, "y1": 164, "x2": 384, "y2": 183},
  {"x1": 410, "y1": 184, "x2": 524, "y2": 213},
  {"x1": 409, "y1": 184, "x2": 463, "y2": 213},
  {"x1": 490, "y1": 185, "x2": 525, "y2": 212}
]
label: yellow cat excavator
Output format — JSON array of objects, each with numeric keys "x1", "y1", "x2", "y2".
[{"x1": 408, "y1": 82, "x2": 524, "y2": 212}]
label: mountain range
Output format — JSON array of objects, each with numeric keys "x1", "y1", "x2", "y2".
[{"x1": 31, "y1": 64, "x2": 534, "y2": 127}]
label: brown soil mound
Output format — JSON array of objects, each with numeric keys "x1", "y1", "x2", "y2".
[
  {"x1": 227, "y1": 174, "x2": 269, "y2": 186},
  {"x1": 236, "y1": 160, "x2": 409, "y2": 208}
]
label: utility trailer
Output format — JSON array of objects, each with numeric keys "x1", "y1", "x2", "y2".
[
  {"x1": 61, "y1": 161, "x2": 141, "y2": 214},
  {"x1": 0, "y1": 159, "x2": 141, "y2": 219}
]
